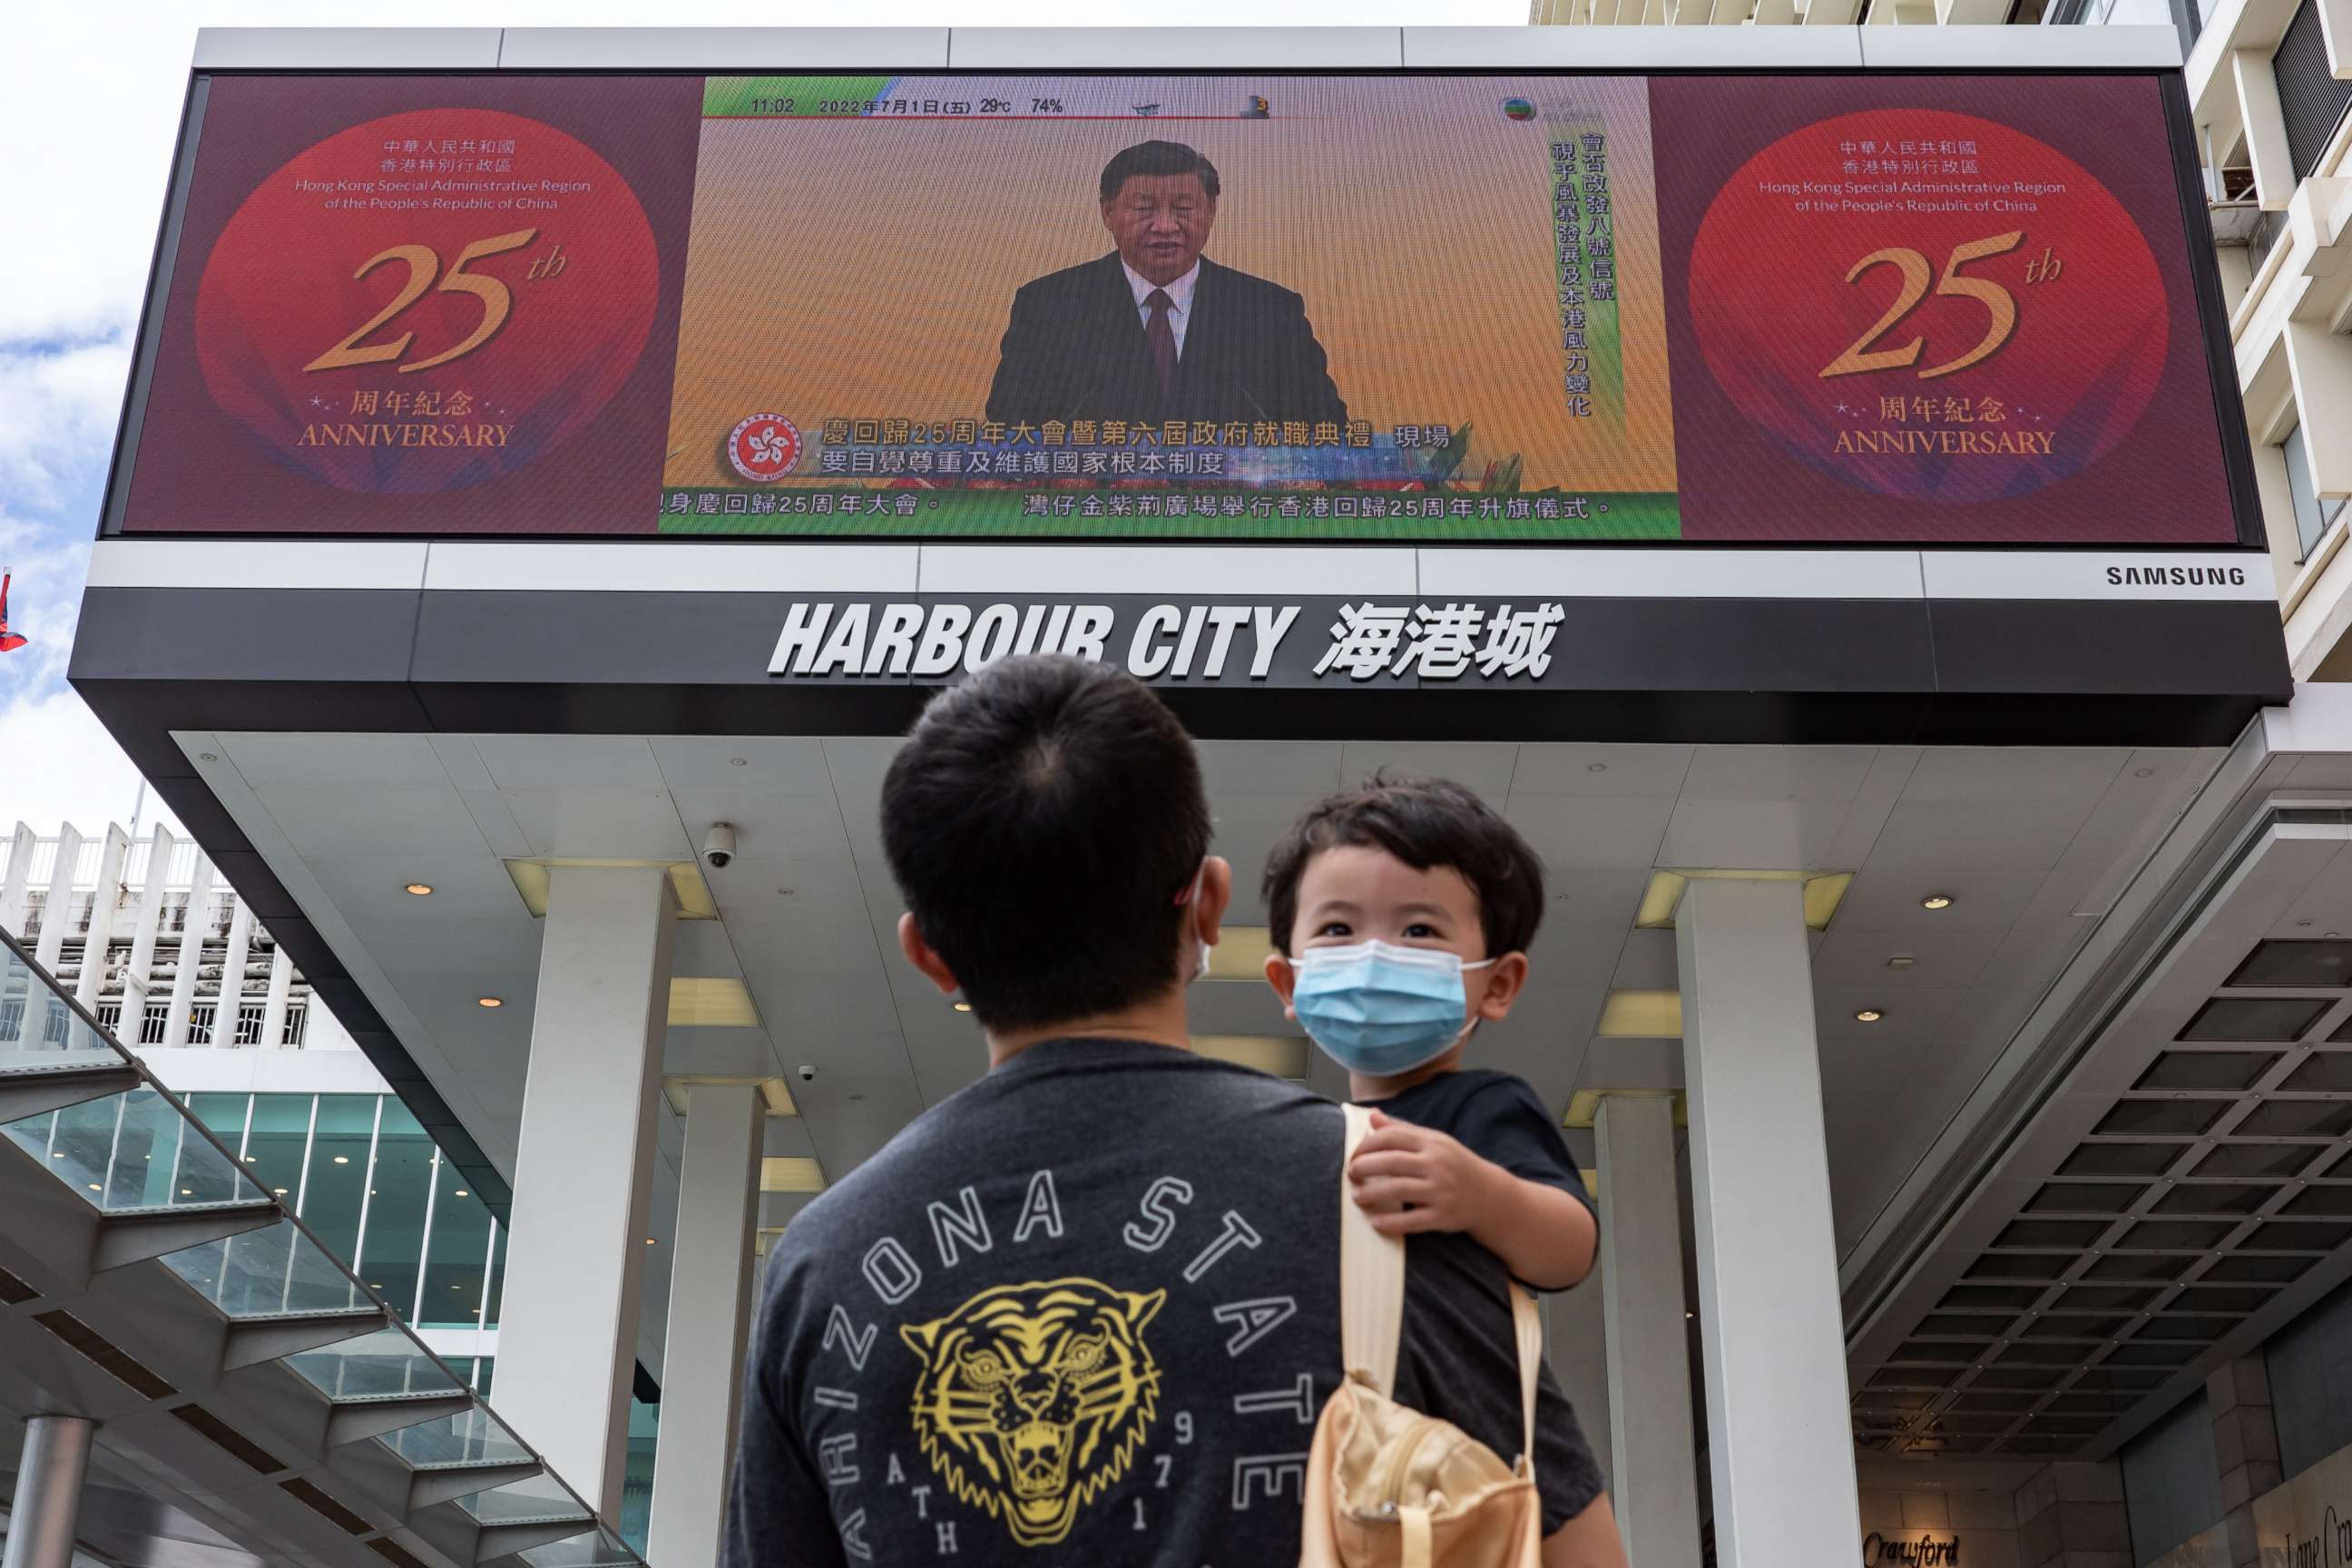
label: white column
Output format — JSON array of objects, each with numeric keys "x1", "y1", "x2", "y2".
[
  {"x1": 74, "y1": 826, "x2": 131, "y2": 1010},
  {"x1": 648, "y1": 1082, "x2": 764, "y2": 1568},
  {"x1": 1596, "y1": 1094, "x2": 1702, "y2": 1568},
  {"x1": 1675, "y1": 877, "x2": 1858, "y2": 1568},
  {"x1": 32, "y1": 825, "x2": 82, "y2": 973},
  {"x1": 1544, "y1": 1255, "x2": 1612, "y2": 1485},
  {"x1": 259, "y1": 947, "x2": 293, "y2": 1050},
  {"x1": 0, "y1": 822, "x2": 36, "y2": 937},
  {"x1": 496, "y1": 866, "x2": 676, "y2": 1517},
  {"x1": 2235, "y1": 49, "x2": 2297, "y2": 211},
  {"x1": 1, "y1": 1415, "x2": 93, "y2": 1568},
  {"x1": 160, "y1": 858, "x2": 213, "y2": 1050},
  {"x1": 122, "y1": 825, "x2": 176, "y2": 1007},
  {"x1": 219, "y1": 900, "x2": 255, "y2": 1046}
]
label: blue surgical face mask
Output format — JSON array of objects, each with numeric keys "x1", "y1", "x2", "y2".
[{"x1": 1289, "y1": 939, "x2": 1496, "y2": 1077}]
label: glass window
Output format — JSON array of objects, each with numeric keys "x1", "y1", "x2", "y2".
[
  {"x1": 361, "y1": 1097, "x2": 435, "y2": 1320},
  {"x1": 302, "y1": 1094, "x2": 377, "y2": 1263},
  {"x1": 420, "y1": 1149, "x2": 493, "y2": 1329},
  {"x1": 2285, "y1": 422, "x2": 2348, "y2": 561},
  {"x1": 243, "y1": 1093, "x2": 312, "y2": 1206},
  {"x1": 186, "y1": 1092, "x2": 250, "y2": 1147}
]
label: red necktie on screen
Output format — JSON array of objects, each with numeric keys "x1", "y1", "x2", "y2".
[{"x1": 1144, "y1": 289, "x2": 1177, "y2": 398}]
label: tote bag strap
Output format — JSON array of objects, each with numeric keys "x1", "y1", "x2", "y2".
[
  {"x1": 1338, "y1": 1102, "x2": 1405, "y2": 1396},
  {"x1": 1512, "y1": 1283, "x2": 1542, "y2": 1472}
]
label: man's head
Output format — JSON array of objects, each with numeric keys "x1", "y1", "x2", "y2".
[
  {"x1": 1099, "y1": 141, "x2": 1219, "y2": 288},
  {"x1": 1259, "y1": 777, "x2": 1545, "y2": 1041},
  {"x1": 881, "y1": 655, "x2": 1223, "y2": 1037}
]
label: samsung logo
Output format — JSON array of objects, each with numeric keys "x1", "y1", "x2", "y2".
[{"x1": 2105, "y1": 565, "x2": 2248, "y2": 587}]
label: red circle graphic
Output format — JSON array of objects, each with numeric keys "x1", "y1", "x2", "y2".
[{"x1": 194, "y1": 109, "x2": 659, "y2": 495}]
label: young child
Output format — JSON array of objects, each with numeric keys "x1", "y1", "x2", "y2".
[{"x1": 1259, "y1": 774, "x2": 1598, "y2": 1291}]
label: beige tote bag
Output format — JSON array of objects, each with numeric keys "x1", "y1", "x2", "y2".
[{"x1": 1299, "y1": 1103, "x2": 1546, "y2": 1568}]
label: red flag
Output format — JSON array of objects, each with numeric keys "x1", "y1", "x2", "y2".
[{"x1": 0, "y1": 573, "x2": 26, "y2": 653}]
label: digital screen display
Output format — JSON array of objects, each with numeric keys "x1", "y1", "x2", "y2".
[{"x1": 117, "y1": 71, "x2": 2239, "y2": 544}]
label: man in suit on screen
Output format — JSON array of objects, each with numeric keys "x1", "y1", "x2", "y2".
[{"x1": 985, "y1": 141, "x2": 1348, "y2": 430}]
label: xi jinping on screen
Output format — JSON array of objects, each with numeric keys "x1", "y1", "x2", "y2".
[{"x1": 985, "y1": 141, "x2": 1349, "y2": 429}]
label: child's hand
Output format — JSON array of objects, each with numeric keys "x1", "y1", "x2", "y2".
[{"x1": 1348, "y1": 1110, "x2": 1498, "y2": 1236}]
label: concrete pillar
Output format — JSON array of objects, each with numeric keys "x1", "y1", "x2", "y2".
[
  {"x1": 218, "y1": 901, "x2": 254, "y2": 1046},
  {"x1": 1, "y1": 1415, "x2": 94, "y2": 1568},
  {"x1": 1596, "y1": 1094, "x2": 1702, "y2": 1568},
  {"x1": 1674, "y1": 877, "x2": 1858, "y2": 1568},
  {"x1": 2235, "y1": 49, "x2": 2297, "y2": 211},
  {"x1": 74, "y1": 826, "x2": 131, "y2": 1010},
  {"x1": 2208, "y1": 1357, "x2": 2282, "y2": 1568},
  {"x1": 2014, "y1": 1460, "x2": 2128, "y2": 1568},
  {"x1": 647, "y1": 1082, "x2": 764, "y2": 1568},
  {"x1": 495, "y1": 866, "x2": 676, "y2": 1518},
  {"x1": 1545, "y1": 1258, "x2": 1612, "y2": 1488},
  {"x1": 2284, "y1": 318, "x2": 2352, "y2": 502},
  {"x1": 121, "y1": 826, "x2": 175, "y2": 1008},
  {"x1": 1, "y1": 823, "x2": 37, "y2": 938},
  {"x1": 32, "y1": 826, "x2": 82, "y2": 974},
  {"x1": 259, "y1": 948, "x2": 292, "y2": 1051},
  {"x1": 160, "y1": 858, "x2": 212, "y2": 1051}
]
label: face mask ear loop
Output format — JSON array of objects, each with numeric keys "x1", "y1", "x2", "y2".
[{"x1": 1177, "y1": 862, "x2": 1211, "y2": 983}]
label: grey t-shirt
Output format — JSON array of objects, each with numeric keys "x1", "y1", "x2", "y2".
[{"x1": 725, "y1": 1038, "x2": 1603, "y2": 1567}]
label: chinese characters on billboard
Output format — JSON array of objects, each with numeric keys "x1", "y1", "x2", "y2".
[{"x1": 117, "y1": 71, "x2": 2237, "y2": 544}]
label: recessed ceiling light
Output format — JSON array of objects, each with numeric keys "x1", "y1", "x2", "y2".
[
  {"x1": 243, "y1": 1154, "x2": 258, "y2": 1162},
  {"x1": 953, "y1": 1001, "x2": 974, "y2": 1013},
  {"x1": 477, "y1": 996, "x2": 503, "y2": 1008},
  {"x1": 1856, "y1": 1008, "x2": 1884, "y2": 1023},
  {"x1": 454, "y1": 1190, "x2": 467, "y2": 1199},
  {"x1": 87, "y1": 1183, "x2": 101, "y2": 1191},
  {"x1": 275, "y1": 1188, "x2": 289, "y2": 1195},
  {"x1": 645, "y1": 1237, "x2": 657, "y2": 1246},
  {"x1": 181, "y1": 1188, "x2": 192, "y2": 1195},
  {"x1": 729, "y1": 757, "x2": 749, "y2": 767},
  {"x1": 1586, "y1": 762, "x2": 1608, "y2": 773},
  {"x1": 333, "y1": 1155, "x2": 349, "y2": 1164},
  {"x1": 405, "y1": 883, "x2": 434, "y2": 897},
  {"x1": 1921, "y1": 894, "x2": 1954, "y2": 910}
]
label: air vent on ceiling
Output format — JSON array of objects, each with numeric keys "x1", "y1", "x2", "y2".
[
  {"x1": 171, "y1": 1403, "x2": 284, "y2": 1475},
  {"x1": 0, "y1": 1261, "x2": 36, "y2": 1306},
  {"x1": 33, "y1": 1309, "x2": 176, "y2": 1398},
  {"x1": 279, "y1": 1476, "x2": 370, "y2": 1536},
  {"x1": 367, "y1": 1538, "x2": 431, "y2": 1568}
]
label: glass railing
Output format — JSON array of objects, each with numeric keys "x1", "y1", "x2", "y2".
[{"x1": 0, "y1": 928, "x2": 617, "y2": 1553}]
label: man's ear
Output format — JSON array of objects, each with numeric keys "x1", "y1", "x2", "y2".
[
  {"x1": 897, "y1": 912, "x2": 961, "y2": 996},
  {"x1": 1193, "y1": 855, "x2": 1233, "y2": 949},
  {"x1": 1473, "y1": 952, "x2": 1531, "y2": 1023}
]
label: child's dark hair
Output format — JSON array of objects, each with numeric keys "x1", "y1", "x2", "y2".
[{"x1": 1261, "y1": 775, "x2": 1546, "y2": 957}]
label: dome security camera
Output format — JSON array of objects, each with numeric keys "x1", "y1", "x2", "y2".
[{"x1": 703, "y1": 822, "x2": 737, "y2": 869}]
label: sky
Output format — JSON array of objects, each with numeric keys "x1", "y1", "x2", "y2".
[{"x1": 0, "y1": 0, "x2": 1520, "y2": 841}]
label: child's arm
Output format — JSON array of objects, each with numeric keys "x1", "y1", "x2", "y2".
[{"x1": 1348, "y1": 1109, "x2": 1599, "y2": 1290}]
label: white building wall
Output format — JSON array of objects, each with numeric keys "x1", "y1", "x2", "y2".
[{"x1": 0, "y1": 821, "x2": 385, "y2": 1091}]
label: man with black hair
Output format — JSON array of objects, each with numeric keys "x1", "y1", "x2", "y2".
[
  {"x1": 984, "y1": 140, "x2": 1348, "y2": 429},
  {"x1": 725, "y1": 655, "x2": 1619, "y2": 1567}
]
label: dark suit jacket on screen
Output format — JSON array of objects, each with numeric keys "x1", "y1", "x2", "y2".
[{"x1": 984, "y1": 252, "x2": 1348, "y2": 430}]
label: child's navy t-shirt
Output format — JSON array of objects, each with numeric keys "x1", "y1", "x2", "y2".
[{"x1": 1357, "y1": 1068, "x2": 1601, "y2": 1281}]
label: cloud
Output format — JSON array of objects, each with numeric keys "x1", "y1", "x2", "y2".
[{"x1": 0, "y1": 685, "x2": 182, "y2": 838}]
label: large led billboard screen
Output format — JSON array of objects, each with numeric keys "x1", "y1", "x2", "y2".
[{"x1": 115, "y1": 70, "x2": 2243, "y2": 544}]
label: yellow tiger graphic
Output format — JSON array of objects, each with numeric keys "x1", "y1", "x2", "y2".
[{"x1": 899, "y1": 1278, "x2": 1166, "y2": 1547}]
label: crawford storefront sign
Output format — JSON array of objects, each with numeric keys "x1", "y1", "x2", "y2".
[{"x1": 1863, "y1": 1533, "x2": 1960, "y2": 1567}]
